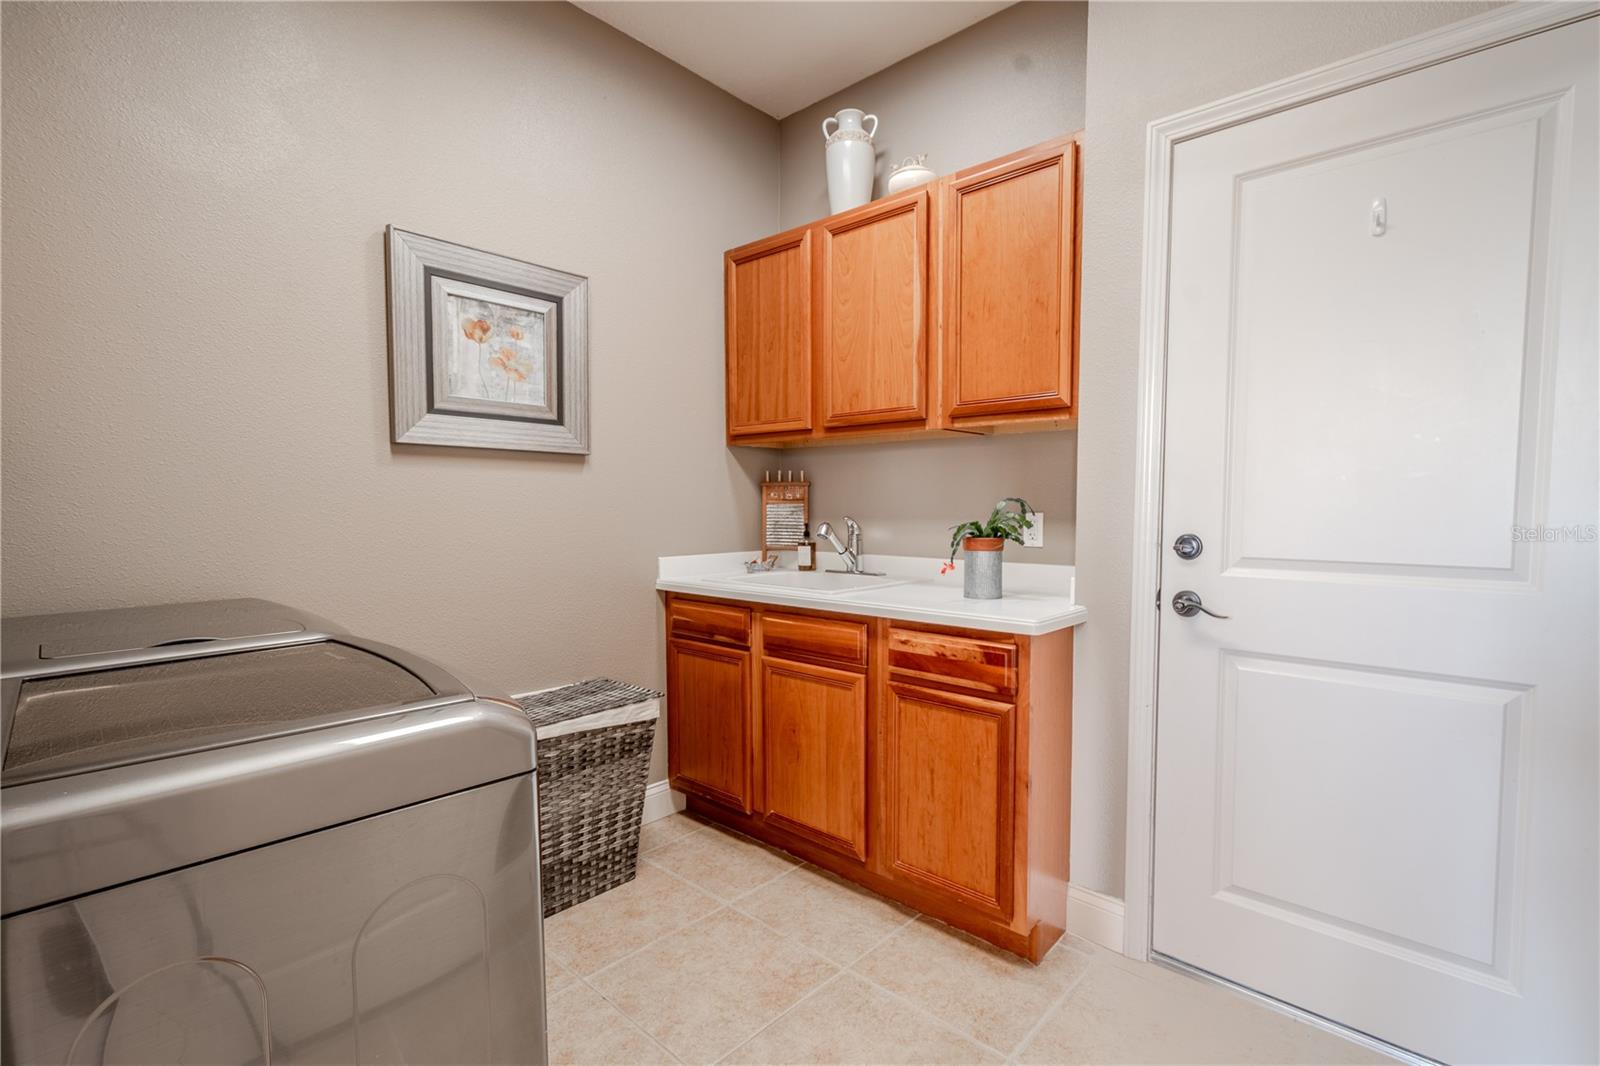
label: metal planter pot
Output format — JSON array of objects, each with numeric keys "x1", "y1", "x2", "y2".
[{"x1": 963, "y1": 537, "x2": 1004, "y2": 599}]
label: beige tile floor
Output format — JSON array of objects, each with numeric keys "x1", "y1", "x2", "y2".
[{"x1": 544, "y1": 814, "x2": 1389, "y2": 1066}]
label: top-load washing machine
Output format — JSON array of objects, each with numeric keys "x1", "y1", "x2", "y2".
[{"x1": 0, "y1": 598, "x2": 546, "y2": 1065}]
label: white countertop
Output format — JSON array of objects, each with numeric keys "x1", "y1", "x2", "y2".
[{"x1": 657, "y1": 552, "x2": 1087, "y2": 636}]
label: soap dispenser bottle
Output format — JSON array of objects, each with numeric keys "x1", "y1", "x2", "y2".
[{"x1": 797, "y1": 525, "x2": 817, "y2": 572}]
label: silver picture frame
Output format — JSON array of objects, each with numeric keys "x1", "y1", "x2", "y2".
[{"x1": 385, "y1": 226, "x2": 589, "y2": 454}]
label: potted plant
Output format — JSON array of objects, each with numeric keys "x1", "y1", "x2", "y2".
[{"x1": 942, "y1": 498, "x2": 1035, "y2": 600}]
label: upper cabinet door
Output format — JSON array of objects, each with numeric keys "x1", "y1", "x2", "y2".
[
  {"x1": 939, "y1": 140, "x2": 1079, "y2": 422},
  {"x1": 726, "y1": 229, "x2": 814, "y2": 438},
  {"x1": 818, "y1": 191, "x2": 929, "y2": 428}
]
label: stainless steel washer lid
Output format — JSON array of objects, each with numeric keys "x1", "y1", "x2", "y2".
[
  {"x1": 4, "y1": 642, "x2": 438, "y2": 784},
  {"x1": 1, "y1": 597, "x2": 319, "y2": 672},
  {"x1": 1, "y1": 599, "x2": 535, "y2": 915}
]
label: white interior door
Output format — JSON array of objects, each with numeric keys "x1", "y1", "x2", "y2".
[{"x1": 1152, "y1": 17, "x2": 1598, "y2": 1065}]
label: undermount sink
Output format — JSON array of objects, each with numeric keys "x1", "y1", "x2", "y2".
[{"x1": 712, "y1": 570, "x2": 908, "y2": 596}]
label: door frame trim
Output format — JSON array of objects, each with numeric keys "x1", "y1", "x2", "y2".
[{"x1": 1121, "y1": 0, "x2": 1599, "y2": 962}]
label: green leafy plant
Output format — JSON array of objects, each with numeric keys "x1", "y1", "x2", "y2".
[{"x1": 943, "y1": 497, "x2": 1035, "y2": 572}]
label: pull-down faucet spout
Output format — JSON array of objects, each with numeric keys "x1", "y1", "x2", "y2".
[
  {"x1": 815, "y1": 517, "x2": 885, "y2": 577},
  {"x1": 814, "y1": 521, "x2": 857, "y2": 573}
]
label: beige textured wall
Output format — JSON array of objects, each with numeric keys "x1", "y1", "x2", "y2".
[
  {"x1": 0, "y1": 1, "x2": 781, "y2": 782},
  {"x1": 1070, "y1": 0, "x2": 1503, "y2": 897},
  {"x1": 777, "y1": 1, "x2": 1089, "y2": 567}
]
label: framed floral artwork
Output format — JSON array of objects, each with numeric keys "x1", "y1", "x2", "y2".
[{"x1": 385, "y1": 227, "x2": 588, "y2": 453}]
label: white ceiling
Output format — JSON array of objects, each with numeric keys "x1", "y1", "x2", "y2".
[{"x1": 574, "y1": 2, "x2": 1016, "y2": 119}]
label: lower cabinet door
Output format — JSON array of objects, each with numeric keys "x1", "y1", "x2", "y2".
[
  {"x1": 761, "y1": 657, "x2": 868, "y2": 859},
  {"x1": 885, "y1": 681, "x2": 1015, "y2": 918},
  {"x1": 667, "y1": 638, "x2": 753, "y2": 812}
]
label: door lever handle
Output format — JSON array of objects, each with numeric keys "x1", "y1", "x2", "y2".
[{"x1": 1172, "y1": 590, "x2": 1229, "y2": 619}]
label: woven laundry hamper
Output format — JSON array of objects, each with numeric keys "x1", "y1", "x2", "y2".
[{"x1": 516, "y1": 679, "x2": 662, "y2": 918}]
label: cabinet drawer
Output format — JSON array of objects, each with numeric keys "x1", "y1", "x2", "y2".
[
  {"x1": 668, "y1": 599, "x2": 751, "y2": 648},
  {"x1": 761, "y1": 612, "x2": 868, "y2": 669},
  {"x1": 887, "y1": 627, "x2": 1018, "y2": 697}
]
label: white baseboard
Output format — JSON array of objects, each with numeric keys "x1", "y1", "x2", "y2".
[
  {"x1": 1067, "y1": 883, "x2": 1126, "y2": 954},
  {"x1": 642, "y1": 780, "x2": 684, "y2": 824}
]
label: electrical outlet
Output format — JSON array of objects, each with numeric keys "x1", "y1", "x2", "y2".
[{"x1": 1022, "y1": 512, "x2": 1045, "y2": 548}]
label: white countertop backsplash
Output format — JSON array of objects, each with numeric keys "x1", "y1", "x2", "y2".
[{"x1": 656, "y1": 551, "x2": 1087, "y2": 635}]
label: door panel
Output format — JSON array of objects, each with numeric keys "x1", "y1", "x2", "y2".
[
  {"x1": 941, "y1": 143, "x2": 1076, "y2": 420},
  {"x1": 1218, "y1": 653, "x2": 1522, "y2": 968},
  {"x1": 1227, "y1": 105, "x2": 1549, "y2": 576},
  {"x1": 820, "y1": 192, "x2": 928, "y2": 427},
  {"x1": 761, "y1": 658, "x2": 867, "y2": 859},
  {"x1": 1153, "y1": 19, "x2": 1597, "y2": 1064},
  {"x1": 667, "y1": 639, "x2": 752, "y2": 812},
  {"x1": 885, "y1": 682, "x2": 1013, "y2": 918},
  {"x1": 726, "y1": 231, "x2": 812, "y2": 437}
]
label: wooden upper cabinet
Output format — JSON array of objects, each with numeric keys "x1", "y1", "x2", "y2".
[
  {"x1": 721, "y1": 134, "x2": 1081, "y2": 446},
  {"x1": 726, "y1": 229, "x2": 813, "y2": 438},
  {"x1": 818, "y1": 191, "x2": 929, "y2": 429},
  {"x1": 939, "y1": 139, "x2": 1079, "y2": 423}
]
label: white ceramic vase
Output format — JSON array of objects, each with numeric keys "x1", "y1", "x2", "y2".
[{"x1": 822, "y1": 108, "x2": 878, "y2": 214}]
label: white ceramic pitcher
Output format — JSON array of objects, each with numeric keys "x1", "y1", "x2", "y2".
[{"x1": 822, "y1": 108, "x2": 878, "y2": 214}]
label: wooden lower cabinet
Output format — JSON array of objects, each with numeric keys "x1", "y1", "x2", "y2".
[
  {"x1": 761, "y1": 657, "x2": 867, "y2": 859},
  {"x1": 884, "y1": 682, "x2": 1014, "y2": 919},
  {"x1": 666, "y1": 637, "x2": 753, "y2": 813},
  {"x1": 664, "y1": 593, "x2": 1073, "y2": 962}
]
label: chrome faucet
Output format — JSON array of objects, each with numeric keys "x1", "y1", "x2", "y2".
[{"x1": 815, "y1": 516, "x2": 885, "y2": 576}]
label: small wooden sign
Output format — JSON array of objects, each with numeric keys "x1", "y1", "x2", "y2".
[{"x1": 760, "y1": 475, "x2": 809, "y2": 563}]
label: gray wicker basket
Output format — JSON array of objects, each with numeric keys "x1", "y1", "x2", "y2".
[{"x1": 517, "y1": 679, "x2": 661, "y2": 918}]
